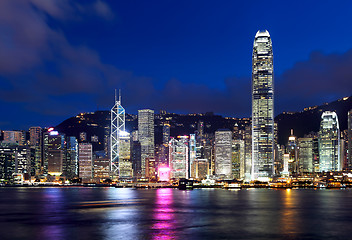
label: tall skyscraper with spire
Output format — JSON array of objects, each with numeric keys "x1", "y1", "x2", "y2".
[
  {"x1": 110, "y1": 90, "x2": 125, "y2": 178},
  {"x1": 251, "y1": 30, "x2": 274, "y2": 180}
]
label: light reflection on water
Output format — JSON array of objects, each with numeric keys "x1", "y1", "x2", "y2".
[{"x1": 1, "y1": 188, "x2": 352, "y2": 240}]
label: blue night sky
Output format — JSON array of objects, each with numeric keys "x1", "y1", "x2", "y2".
[{"x1": 1, "y1": 0, "x2": 352, "y2": 130}]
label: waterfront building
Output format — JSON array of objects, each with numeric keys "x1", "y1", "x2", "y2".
[
  {"x1": 64, "y1": 136, "x2": 78, "y2": 178},
  {"x1": 189, "y1": 134, "x2": 196, "y2": 177},
  {"x1": 119, "y1": 131, "x2": 132, "y2": 179},
  {"x1": 162, "y1": 122, "x2": 170, "y2": 145},
  {"x1": 169, "y1": 137, "x2": 189, "y2": 179},
  {"x1": 232, "y1": 139, "x2": 245, "y2": 179},
  {"x1": 244, "y1": 125, "x2": 252, "y2": 181},
  {"x1": 138, "y1": 109, "x2": 154, "y2": 177},
  {"x1": 111, "y1": 90, "x2": 125, "y2": 178},
  {"x1": 79, "y1": 143, "x2": 93, "y2": 182},
  {"x1": 93, "y1": 153, "x2": 110, "y2": 181},
  {"x1": 287, "y1": 130, "x2": 298, "y2": 174},
  {"x1": 191, "y1": 159, "x2": 209, "y2": 180},
  {"x1": 43, "y1": 130, "x2": 64, "y2": 176},
  {"x1": 348, "y1": 110, "x2": 352, "y2": 170},
  {"x1": 215, "y1": 129, "x2": 232, "y2": 179},
  {"x1": 298, "y1": 137, "x2": 314, "y2": 173},
  {"x1": 319, "y1": 111, "x2": 340, "y2": 172},
  {"x1": 2, "y1": 131, "x2": 24, "y2": 146},
  {"x1": 251, "y1": 30, "x2": 274, "y2": 181}
]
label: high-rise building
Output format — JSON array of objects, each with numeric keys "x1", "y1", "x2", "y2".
[
  {"x1": 79, "y1": 143, "x2": 93, "y2": 182},
  {"x1": 215, "y1": 129, "x2": 232, "y2": 178},
  {"x1": 169, "y1": 137, "x2": 189, "y2": 179},
  {"x1": 189, "y1": 134, "x2": 196, "y2": 177},
  {"x1": 138, "y1": 109, "x2": 154, "y2": 178},
  {"x1": 287, "y1": 130, "x2": 298, "y2": 175},
  {"x1": 2, "y1": 131, "x2": 24, "y2": 145},
  {"x1": 0, "y1": 143, "x2": 30, "y2": 181},
  {"x1": 348, "y1": 110, "x2": 352, "y2": 170},
  {"x1": 244, "y1": 125, "x2": 252, "y2": 180},
  {"x1": 119, "y1": 131, "x2": 132, "y2": 179},
  {"x1": 162, "y1": 122, "x2": 170, "y2": 145},
  {"x1": 29, "y1": 127, "x2": 42, "y2": 146},
  {"x1": 111, "y1": 90, "x2": 125, "y2": 178},
  {"x1": 251, "y1": 30, "x2": 274, "y2": 181},
  {"x1": 191, "y1": 159, "x2": 208, "y2": 180},
  {"x1": 319, "y1": 111, "x2": 340, "y2": 172},
  {"x1": 232, "y1": 139, "x2": 245, "y2": 179},
  {"x1": 43, "y1": 130, "x2": 64, "y2": 176},
  {"x1": 64, "y1": 136, "x2": 78, "y2": 178},
  {"x1": 298, "y1": 137, "x2": 314, "y2": 173}
]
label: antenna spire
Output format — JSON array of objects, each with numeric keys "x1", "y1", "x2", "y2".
[
  {"x1": 115, "y1": 89, "x2": 117, "y2": 102},
  {"x1": 119, "y1": 89, "x2": 121, "y2": 103}
]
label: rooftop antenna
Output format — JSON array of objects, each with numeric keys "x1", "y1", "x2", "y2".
[
  {"x1": 119, "y1": 89, "x2": 121, "y2": 103},
  {"x1": 115, "y1": 89, "x2": 117, "y2": 102}
]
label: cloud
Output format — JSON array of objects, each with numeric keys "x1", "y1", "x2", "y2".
[{"x1": 276, "y1": 50, "x2": 352, "y2": 112}]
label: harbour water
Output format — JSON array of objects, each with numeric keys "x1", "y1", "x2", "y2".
[{"x1": 0, "y1": 187, "x2": 351, "y2": 240}]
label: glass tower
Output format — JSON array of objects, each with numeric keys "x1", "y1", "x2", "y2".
[
  {"x1": 251, "y1": 30, "x2": 274, "y2": 180},
  {"x1": 319, "y1": 111, "x2": 340, "y2": 172}
]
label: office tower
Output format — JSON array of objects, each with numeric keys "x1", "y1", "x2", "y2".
[
  {"x1": 29, "y1": 127, "x2": 42, "y2": 176},
  {"x1": 146, "y1": 157, "x2": 156, "y2": 180},
  {"x1": 169, "y1": 137, "x2": 189, "y2": 179},
  {"x1": 298, "y1": 138, "x2": 314, "y2": 173},
  {"x1": 162, "y1": 122, "x2": 170, "y2": 145},
  {"x1": 348, "y1": 110, "x2": 352, "y2": 170},
  {"x1": 189, "y1": 134, "x2": 196, "y2": 178},
  {"x1": 65, "y1": 136, "x2": 78, "y2": 178},
  {"x1": 111, "y1": 90, "x2": 125, "y2": 178},
  {"x1": 319, "y1": 111, "x2": 340, "y2": 172},
  {"x1": 197, "y1": 120, "x2": 204, "y2": 142},
  {"x1": 0, "y1": 143, "x2": 30, "y2": 181},
  {"x1": 191, "y1": 159, "x2": 209, "y2": 180},
  {"x1": 131, "y1": 138, "x2": 142, "y2": 179},
  {"x1": 244, "y1": 125, "x2": 252, "y2": 180},
  {"x1": 214, "y1": 129, "x2": 232, "y2": 178},
  {"x1": 119, "y1": 131, "x2": 132, "y2": 179},
  {"x1": 283, "y1": 153, "x2": 290, "y2": 176},
  {"x1": 138, "y1": 109, "x2": 154, "y2": 178},
  {"x1": 287, "y1": 130, "x2": 298, "y2": 174},
  {"x1": 93, "y1": 152, "x2": 110, "y2": 181},
  {"x1": 43, "y1": 130, "x2": 64, "y2": 176},
  {"x1": 251, "y1": 30, "x2": 274, "y2": 180},
  {"x1": 29, "y1": 127, "x2": 42, "y2": 146},
  {"x1": 340, "y1": 130, "x2": 348, "y2": 170},
  {"x1": 2, "y1": 131, "x2": 24, "y2": 145},
  {"x1": 232, "y1": 139, "x2": 245, "y2": 179},
  {"x1": 79, "y1": 143, "x2": 93, "y2": 182}
]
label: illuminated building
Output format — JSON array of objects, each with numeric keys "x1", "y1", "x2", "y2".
[
  {"x1": 29, "y1": 126, "x2": 42, "y2": 176},
  {"x1": 2, "y1": 131, "x2": 24, "y2": 146},
  {"x1": 189, "y1": 134, "x2": 196, "y2": 178},
  {"x1": 111, "y1": 90, "x2": 125, "y2": 178},
  {"x1": 282, "y1": 153, "x2": 289, "y2": 176},
  {"x1": 215, "y1": 129, "x2": 232, "y2": 178},
  {"x1": 162, "y1": 122, "x2": 170, "y2": 145},
  {"x1": 138, "y1": 109, "x2": 154, "y2": 177},
  {"x1": 93, "y1": 154, "x2": 110, "y2": 181},
  {"x1": 43, "y1": 130, "x2": 64, "y2": 176},
  {"x1": 64, "y1": 136, "x2": 78, "y2": 178},
  {"x1": 232, "y1": 139, "x2": 245, "y2": 179},
  {"x1": 0, "y1": 143, "x2": 30, "y2": 181},
  {"x1": 191, "y1": 159, "x2": 209, "y2": 180},
  {"x1": 29, "y1": 127, "x2": 42, "y2": 146},
  {"x1": 251, "y1": 30, "x2": 274, "y2": 180},
  {"x1": 79, "y1": 143, "x2": 93, "y2": 182},
  {"x1": 158, "y1": 166, "x2": 170, "y2": 181},
  {"x1": 119, "y1": 131, "x2": 132, "y2": 179},
  {"x1": 319, "y1": 111, "x2": 340, "y2": 172},
  {"x1": 169, "y1": 137, "x2": 189, "y2": 179},
  {"x1": 298, "y1": 137, "x2": 314, "y2": 173},
  {"x1": 146, "y1": 157, "x2": 156, "y2": 180},
  {"x1": 131, "y1": 132, "x2": 142, "y2": 179},
  {"x1": 244, "y1": 125, "x2": 252, "y2": 180},
  {"x1": 287, "y1": 130, "x2": 298, "y2": 174},
  {"x1": 80, "y1": 132, "x2": 87, "y2": 142},
  {"x1": 348, "y1": 110, "x2": 352, "y2": 170}
]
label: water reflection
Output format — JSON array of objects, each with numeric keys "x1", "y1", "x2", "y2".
[
  {"x1": 280, "y1": 189, "x2": 299, "y2": 237},
  {"x1": 151, "y1": 188, "x2": 177, "y2": 240}
]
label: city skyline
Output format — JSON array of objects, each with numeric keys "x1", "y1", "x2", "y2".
[{"x1": 1, "y1": 0, "x2": 352, "y2": 130}]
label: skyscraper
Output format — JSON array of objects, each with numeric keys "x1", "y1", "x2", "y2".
[
  {"x1": 214, "y1": 129, "x2": 232, "y2": 178},
  {"x1": 319, "y1": 111, "x2": 340, "y2": 172},
  {"x1": 169, "y1": 136, "x2": 189, "y2": 179},
  {"x1": 111, "y1": 90, "x2": 125, "y2": 178},
  {"x1": 138, "y1": 109, "x2": 154, "y2": 178},
  {"x1": 79, "y1": 143, "x2": 93, "y2": 182},
  {"x1": 251, "y1": 30, "x2": 274, "y2": 181},
  {"x1": 348, "y1": 110, "x2": 352, "y2": 170}
]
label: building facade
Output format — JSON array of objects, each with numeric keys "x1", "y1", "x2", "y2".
[
  {"x1": 251, "y1": 30, "x2": 274, "y2": 180},
  {"x1": 214, "y1": 129, "x2": 232, "y2": 178},
  {"x1": 138, "y1": 109, "x2": 154, "y2": 178}
]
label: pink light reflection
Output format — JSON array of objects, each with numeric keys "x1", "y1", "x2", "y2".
[{"x1": 151, "y1": 188, "x2": 177, "y2": 240}]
